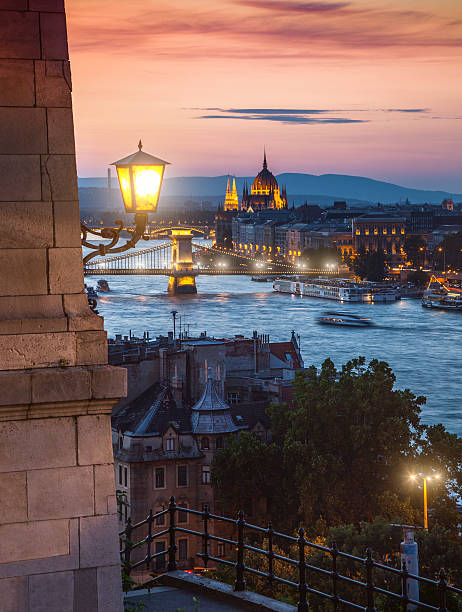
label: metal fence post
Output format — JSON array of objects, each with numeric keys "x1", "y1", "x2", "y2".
[
  {"x1": 123, "y1": 518, "x2": 133, "y2": 577},
  {"x1": 332, "y1": 540, "x2": 339, "y2": 612},
  {"x1": 438, "y1": 569, "x2": 448, "y2": 612},
  {"x1": 267, "y1": 521, "x2": 274, "y2": 587},
  {"x1": 234, "y1": 510, "x2": 246, "y2": 591},
  {"x1": 168, "y1": 496, "x2": 177, "y2": 571},
  {"x1": 365, "y1": 548, "x2": 377, "y2": 612},
  {"x1": 202, "y1": 504, "x2": 210, "y2": 568},
  {"x1": 297, "y1": 528, "x2": 308, "y2": 612},
  {"x1": 401, "y1": 559, "x2": 409, "y2": 612},
  {"x1": 146, "y1": 509, "x2": 153, "y2": 570}
]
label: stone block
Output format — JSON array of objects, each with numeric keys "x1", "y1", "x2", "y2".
[
  {"x1": 0, "y1": 576, "x2": 27, "y2": 612},
  {"x1": 40, "y1": 11, "x2": 68, "y2": 60},
  {"x1": 29, "y1": 570, "x2": 74, "y2": 612},
  {"x1": 92, "y1": 365, "x2": 127, "y2": 400},
  {"x1": 31, "y1": 366, "x2": 92, "y2": 403},
  {"x1": 0, "y1": 519, "x2": 70, "y2": 563},
  {"x1": 41, "y1": 154, "x2": 78, "y2": 201},
  {"x1": 0, "y1": 1, "x2": 27, "y2": 8},
  {"x1": 74, "y1": 568, "x2": 98, "y2": 612},
  {"x1": 0, "y1": 202, "x2": 53, "y2": 249},
  {"x1": 0, "y1": 248, "x2": 47, "y2": 296},
  {"x1": 30, "y1": 0, "x2": 65, "y2": 10},
  {"x1": 76, "y1": 330, "x2": 108, "y2": 366},
  {"x1": 28, "y1": 465, "x2": 94, "y2": 520},
  {"x1": 0, "y1": 60, "x2": 34, "y2": 106},
  {"x1": 79, "y1": 514, "x2": 120, "y2": 568},
  {"x1": 0, "y1": 417, "x2": 75, "y2": 472},
  {"x1": 68, "y1": 314, "x2": 105, "y2": 332},
  {"x1": 0, "y1": 472, "x2": 27, "y2": 524},
  {"x1": 77, "y1": 414, "x2": 113, "y2": 466},
  {"x1": 35, "y1": 60, "x2": 72, "y2": 107},
  {"x1": 0, "y1": 316, "x2": 68, "y2": 335},
  {"x1": 48, "y1": 247, "x2": 84, "y2": 294},
  {"x1": 0, "y1": 370, "x2": 31, "y2": 406},
  {"x1": 53, "y1": 201, "x2": 82, "y2": 247},
  {"x1": 47, "y1": 108, "x2": 75, "y2": 154},
  {"x1": 94, "y1": 464, "x2": 117, "y2": 515},
  {"x1": 0, "y1": 331, "x2": 76, "y2": 370},
  {"x1": 0, "y1": 155, "x2": 41, "y2": 201},
  {"x1": 97, "y1": 565, "x2": 124, "y2": 612},
  {"x1": 0, "y1": 11, "x2": 40, "y2": 59},
  {"x1": 0, "y1": 294, "x2": 63, "y2": 320},
  {"x1": 0, "y1": 108, "x2": 47, "y2": 154},
  {"x1": 63, "y1": 293, "x2": 91, "y2": 317}
]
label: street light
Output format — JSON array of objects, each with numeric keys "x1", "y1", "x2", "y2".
[
  {"x1": 409, "y1": 472, "x2": 441, "y2": 529},
  {"x1": 81, "y1": 140, "x2": 170, "y2": 264}
]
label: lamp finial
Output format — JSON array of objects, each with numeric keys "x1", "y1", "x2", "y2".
[{"x1": 138, "y1": 139, "x2": 143, "y2": 151}]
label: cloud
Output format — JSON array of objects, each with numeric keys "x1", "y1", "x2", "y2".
[
  {"x1": 385, "y1": 108, "x2": 429, "y2": 113},
  {"x1": 236, "y1": 1, "x2": 351, "y2": 13},
  {"x1": 198, "y1": 111, "x2": 367, "y2": 125}
]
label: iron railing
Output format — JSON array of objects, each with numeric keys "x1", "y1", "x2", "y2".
[{"x1": 119, "y1": 496, "x2": 461, "y2": 611}]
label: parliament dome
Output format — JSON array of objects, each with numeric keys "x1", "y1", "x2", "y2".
[{"x1": 252, "y1": 152, "x2": 279, "y2": 192}]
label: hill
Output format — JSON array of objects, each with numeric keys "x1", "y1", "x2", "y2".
[{"x1": 78, "y1": 173, "x2": 462, "y2": 205}]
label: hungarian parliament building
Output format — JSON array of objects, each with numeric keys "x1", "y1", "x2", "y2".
[{"x1": 223, "y1": 152, "x2": 288, "y2": 212}]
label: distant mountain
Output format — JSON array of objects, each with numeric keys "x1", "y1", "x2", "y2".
[{"x1": 78, "y1": 173, "x2": 462, "y2": 205}]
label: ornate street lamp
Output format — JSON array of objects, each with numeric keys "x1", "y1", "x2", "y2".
[{"x1": 81, "y1": 140, "x2": 169, "y2": 264}]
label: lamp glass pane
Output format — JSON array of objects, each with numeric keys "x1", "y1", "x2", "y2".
[
  {"x1": 116, "y1": 167, "x2": 133, "y2": 212},
  {"x1": 132, "y1": 165, "x2": 165, "y2": 211}
]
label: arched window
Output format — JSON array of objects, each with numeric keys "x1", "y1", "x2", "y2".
[{"x1": 201, "y1": 437, "x2": 210, "y2": 450}]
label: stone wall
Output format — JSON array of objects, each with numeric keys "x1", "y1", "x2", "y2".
[{"x1": 0, "y1": 1, "x2": 126, "y2": 610}]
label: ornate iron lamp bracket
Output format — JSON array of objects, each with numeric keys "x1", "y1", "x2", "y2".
[{"x1": 81, "y1": 212, "x2": 149, "y2": 265}]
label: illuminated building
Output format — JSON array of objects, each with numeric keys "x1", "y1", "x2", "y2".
[
  {"x1": 241, "y1": 151, "x2": 288, "y2": 212},
  {"x1": 223, "y1": 175, "x2": 239, "y2": 211}
]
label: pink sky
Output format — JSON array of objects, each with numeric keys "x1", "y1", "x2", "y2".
[{"x1": 66, "y1": 0, "x2": 462, "y2": 191}]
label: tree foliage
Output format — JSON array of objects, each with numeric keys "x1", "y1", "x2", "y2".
[
  {"x1": 350, "y1": 248, "x2": 387, "y2": 281},
  {"x1": 212, "y1": 357, "x2": 462, "y2": 541},
  {"x1": 300, "y1": 246, "x2": 341, "y2": 268},
  {"x1": 432, "y1": 232, "x2": 462, "y2": 271},
  {"x1": 404, "y1": 235, "x2": 427, "y2": 266}
]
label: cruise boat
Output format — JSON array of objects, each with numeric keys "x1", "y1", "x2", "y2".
[
  {"x1": 422, "y1": 276, "x2": 462, "y2": 311},
  {"x1": 317, "y1": 312, "x2": 373, "y2": 327},
  {"x1": 273, "y1": 278, "x2": 372, "y2": 302}
]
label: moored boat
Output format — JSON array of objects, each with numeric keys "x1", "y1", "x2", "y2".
[{"x1": 422, "y1": 276, "x2": 462, "y2": 311}]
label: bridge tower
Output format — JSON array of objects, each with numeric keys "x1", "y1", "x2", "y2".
[{"x1": 168, "y1": 230, "x2": 198, "y2": 294}]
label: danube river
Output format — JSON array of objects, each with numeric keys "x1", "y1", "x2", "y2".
[{"x1": 86, "y1": 242, "x2": 461, "y2": 435}]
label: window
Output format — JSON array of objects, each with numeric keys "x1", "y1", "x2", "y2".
[
  {"x1": 155, "y1": 467, "x2": 165, "y2": 489},
  {"x1": 215, "y1": 438, "x2": 224, "y2": 450},
  {"x1": 177, "y1": 465, "x2": 188, "y2": 487},
  {"x1": 201, "y1": 437, "x2": 210, "y2": 450},
  {"x1": 179, "y1": 538, "x2": 188, "y2": 561},
  {"x1": 166, "y1": 437, "x2": 175, "y2": 452},
  {"x1": 218, "y1": 542, "x2": 226, "y2": 557},
  {"x1": 155, "y1": 541, "x2": 166, "y2": 571},
  {"x1": 201, "y1": 466, "x2": 211, "y2": 485},
  {"x1": 156, "y1": 505, "x2": 165, "y2": 526},
  {"x1": 145, "y1": 445, "x2": 152, "y2": 453},
  {"x1": 119, "y1": 465, "x2": 127, "y2": 487},
  {"x1": 227, "y1": 392, "x2": 239, "y2": 405}
]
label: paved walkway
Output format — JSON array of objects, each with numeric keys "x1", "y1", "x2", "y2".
[{"x1": 124, "y1": 586, "x2": 241, "y2": 611}]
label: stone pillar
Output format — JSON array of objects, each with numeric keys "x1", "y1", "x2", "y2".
[
  {"x1": 0, "y1": 2, "x2": 126, "y2": 610},
  {"x1": 168, "y1": 230, "x2": 198, "y2": 294}
]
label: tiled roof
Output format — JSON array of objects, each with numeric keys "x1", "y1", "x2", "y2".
[
  {"x1": 269, "y1": 342, "x2": 302, "y2": 369},
  {"x1": 191, "y1": 379, "x2": 240, "y2": 434}
]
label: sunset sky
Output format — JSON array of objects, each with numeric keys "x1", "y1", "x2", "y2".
[{"x1": 67, "y1": 0, "x2": 462, "y2": 191}]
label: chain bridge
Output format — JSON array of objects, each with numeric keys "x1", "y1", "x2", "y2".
[{"x1": 83, "y1": 228, "x2": 337, "y2": 294}]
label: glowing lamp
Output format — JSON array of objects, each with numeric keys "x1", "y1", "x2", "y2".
[{"x1": 112, "y1": 140, "x2": 169, "y2": 213}]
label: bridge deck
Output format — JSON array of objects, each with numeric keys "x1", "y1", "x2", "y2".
[{"x1": 84, "y1": 268, "x2": 337, "y2": 276}]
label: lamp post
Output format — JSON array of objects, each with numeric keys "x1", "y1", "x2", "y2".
[
  {"x1": 409, "y1": 473, "x2": 440, "y2": 529},
  {"x1": 81, "y1": 140, "x2": 169, "y2": 264}
]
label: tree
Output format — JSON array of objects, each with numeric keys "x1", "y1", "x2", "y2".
[
  {"x1": 212, "y1": 357, "x2": 461, "y2": 535},
  {"x1": 301, "y1": 246, "x2": 340, "y2": 269},
  {"x1": 432, "y1": 232, "x2": 462, "y2": 271},
  {"x1": 351, "y1": 249, "x2": 387, "y2": 281},
  {"x1": 407, "y1": 270, "x2": 429, "y2": 288},
  {"x1": 404, "y1": 235, "x2": 427, "y2": 267}
]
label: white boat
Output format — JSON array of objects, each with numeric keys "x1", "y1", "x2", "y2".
[
  {"x1": 422, "y1": 276, "x2": 462, "y2": 311},
  {"x1": 273, "y1": 278, "x2": 372, "y2": 302},
  {"x1": 317, "y1": 312, "x2": 373, "y2": 327}
]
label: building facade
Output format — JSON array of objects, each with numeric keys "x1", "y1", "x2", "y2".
[{"x1": 241, "y1": 152, "x2": 288, "y2": 212}]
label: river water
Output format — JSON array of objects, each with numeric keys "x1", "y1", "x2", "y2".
[{"x1": 85, "y1": 240, "x2": 462, "y2": 435}]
